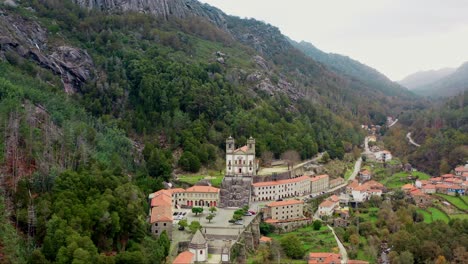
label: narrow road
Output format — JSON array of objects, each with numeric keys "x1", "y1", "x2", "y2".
[
  {"x1": 348, "y1": 157, "x2": 362, "y2": 182},
  {"x1": 406, "y1": 132, "x2": 420, "y2": 147},
  {"x1": 388, "y1": 119, "x2": 399, "y2": 128},
  {"x1": 328, "y1": 225, "x2": 348, "y2": 264}
]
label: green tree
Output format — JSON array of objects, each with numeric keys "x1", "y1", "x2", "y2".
[
  {"x1": 178, "y1": 151, "x2": 201, "y2": 172},
  {"x1": 178, "y1": 219, "x2": 188, "y2": 229},
  {"x1": 280, "y1": 234, "x2": 305, "y2": 259},
  {"x1": 189, "y1": 221, "x2": 202, "y2": 234},
  {"x1": 313, "y1": 220, "x2": 322, "y2": 230},
  {"x1": 206, "y1": 213, "x2": 215, "y2": 223},
  {"x1": 192, "y1": 207, "x2": 203, "y2": 216},
  {"x1": 209, "y1": 206, "x2": 217, "y2": 214}
]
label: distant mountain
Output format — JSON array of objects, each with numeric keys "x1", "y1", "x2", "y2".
[
  {"x1": 410, "y1": 62, "x2": 468, "y2": 97},
  {"x1": 291, "y1": 40, "x2": 413, "y2": 98},
  {"x1": 399, "y1": 68, "x2": 455, "y2": 90}
]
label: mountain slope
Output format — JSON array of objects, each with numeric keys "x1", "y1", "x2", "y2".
[
  {"x1": 398, "y1": 68, "x2": 455, "y2": 90},
  {"x1": 410, "y1": 62, "x2": 468, "y2": 97},
  {"x1": 291, "y1": 40, "x2": 413, "y2": 98}
]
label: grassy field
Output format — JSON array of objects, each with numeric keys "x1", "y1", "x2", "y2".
[
  {"x1": 417, "y1": 209, "x2": 433, "y2": 223},
  {"x1": 177, "y1": 171, "x2": 224, "y2": 187},
  {"x1": 380, "y1": 171, "x2": 431, "y2": 189},
  {"x1": 427, "y1": 207, "x2": 450, "y2": 223},
  {"x1": 269, "y1": 225, "x2": 338, "y2": 254},
  {"x1": 461, "y1": 196, "x2": 468, "y2": 204},
  {"x1": 357, "y1": 207, "x2": 379, "y2": 223},
  {"x1": 450, "y1": 214, "x2": 468, "y2": 220},
  {"x1": 435, "y1": 194, "x2": 468, "y2": 211}
]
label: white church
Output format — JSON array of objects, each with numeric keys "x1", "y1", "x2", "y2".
[{"x1": 225, "y1": 136, "x2": 257, "y2": 176}]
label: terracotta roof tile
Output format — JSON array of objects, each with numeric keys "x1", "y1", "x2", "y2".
[
  {"x1": 234, "y1": 145, "x2": 249, "y2": 153},
  {"x1": 185, "y1": 186, "x2": 219, "y2": 193},
  {"x1": 173, "y1": 251, "x2": 194, "y2": 264},
  {"x1": 150, "y1": 205, "x2": 172, "y2": 223},
  {"x1": 310, "y1": 174, "x2": 329, "y2": 182},
  {"x1": 260, "y1": 236, "x2": 272, "y2": 242},
  {"x1": 253, "y1": 175, "x2": 311, "y2": 187},
  {"x1": 266, "y1": 199, "x2": 303, "y2": 207}
]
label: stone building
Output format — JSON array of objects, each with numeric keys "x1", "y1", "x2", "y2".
[
  {"x1": 189, "y1": 230, "x2": 208, "y2": 262},
  {"x1": 310, "y1": 174, "x2": 329, "y2": 194},
  {"x1": 251, "y1": 175, "x2": 311, "y2": 202},
  {"x1": 176, "y1": 186, "x2": 220, "y2": 207},
  {"x1": 149, "y1": 191, "x2": 173, "y2": 238},
  {"x1": 262, "y1": 199, "x2": 311, "y2": 232}
]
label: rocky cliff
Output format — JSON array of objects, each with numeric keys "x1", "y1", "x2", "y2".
[
  {"x1": 0, "y1": 9, "x2": 94, "y2": 93},
  {"x1": 72, "y1": 0, "x2": 228, "y2": 30}
]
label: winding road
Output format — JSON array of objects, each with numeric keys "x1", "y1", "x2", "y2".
[
  {"x1": 328, "y1": 225, "x2": 348, "y2": 264},
  {"x1": 406, "y1": 132, "x2": 421, "y2": 147}
]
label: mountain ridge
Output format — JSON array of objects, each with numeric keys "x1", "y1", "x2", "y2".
[{"x1": 399, "y1": 67, "x2": 455, "y2": 90}]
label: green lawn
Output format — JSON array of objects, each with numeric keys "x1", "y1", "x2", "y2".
[
  {"x1": 380, "y1": 171, "x2": 431, "y2": 189},
  {"x1": 435, "y1": 194, "x2": 468, "y2": 211},
  {"x1": 460, "y1": 196, "x2": 468, "y2": 204},
  {"x1": 417, "y1": 209, "x2": 433, "y2": 223},
  {"x1": 177, "y1": 171, "x2": 224, "y2": 187},
  {"x1": 269, "y1": 225, "x2": 338, "y2": 253},
  {"x1": 427, "y1": 207, "x2": 450, "y2": 223},
  {"x1": 358, "y1": 207, "x2": 379, "y2": 223}
]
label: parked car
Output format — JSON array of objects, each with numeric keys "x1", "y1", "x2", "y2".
[
  {"x1": 234, "y1": 220, "x2": 244, "y2": 225},
  {"x1": 244, "y1": 212, "x2": 252, "y2": 216},
  {"x1": 178, "y1": 226, "x2": 185, "y2": 231},
  {"x1": 248, "y1": 210, "x2": 256, "y2": 215},
  {"x1": 173, "y1": 212, "x2": 179, "y2": 216}
]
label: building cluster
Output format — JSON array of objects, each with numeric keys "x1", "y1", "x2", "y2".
[
  {"x1": 346, "y1": 180, "x2": 385, "y2": 202},
  {"x1": 148, "y1": 186, "x2": 220, "y2": 237},
  {"x1": 317, "y1": 195, "x2": 341, "y2": 217},
  {"x1": 401, "y1": 165, "x2": 468, "y2": 206}
]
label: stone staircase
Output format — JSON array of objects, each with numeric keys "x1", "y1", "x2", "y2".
[{"x1": 219, "y1": 175, "x2": 252, "y2": 208}]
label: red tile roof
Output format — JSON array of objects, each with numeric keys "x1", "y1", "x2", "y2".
[
  {"x1": 422, "y1": 184, "x2": 436, "y2": 190},
  {"x1": 401, "y1": 184, "x2": 414, "y2": 191},
  {"x1": 455, "y1": 166, "x2": 468, "y2": 172},
  {"x1": 266, "y1": 199, "x2": 304, "y2": 207},
  {"x1": 260, "y1": 236, "x2": 272, "y2": 243},
  {"x1": 151, "y1": 193, "x2": 172, "y2": 207},
  {"x1": 253, "y1": 175, "x2": 311, "y2": 187},
  {"x1": 442, "y1": 174, "x2": 454, "y2": 178},
  {"x1": 173, "y1": 251, "x2": 194, "y2": 264},
  {"x1": 319, "y1": 200, "x2": 337, "y2": 208},
  {"x1": 308, "y1": 253, "x2": 341, "y2": 264},
  {"x1": 234, "y1": 145, "x2": 249, "y2": 153},
  {"x1": 185, "y1": 186, "x2": 220, "y2": 193},
  {"x1": 150, "y1": 205, "x2": 172, "y2": 223},
  {"x1": 329, "y1": 195, "x2": 340, "y2": 203}
]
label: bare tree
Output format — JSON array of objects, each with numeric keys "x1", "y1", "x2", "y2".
[
  {"x1": 261, "y1": 150, "x2": 274, "y2": 167},
  {"x1": 281, "y1": 150, "x2": 301, "y2": 170}
]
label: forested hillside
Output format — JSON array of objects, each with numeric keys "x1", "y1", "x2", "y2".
[
  {"x1": 0, "y1": 0, "x2": 459, "y2": 263},
  {"x1": 383, "y1": 93, "x2": 468, "y2": 175}
]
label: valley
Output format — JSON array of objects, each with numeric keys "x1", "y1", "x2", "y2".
[{"x1": 0, "y1": 0, "x2": 466, "y2": 264}]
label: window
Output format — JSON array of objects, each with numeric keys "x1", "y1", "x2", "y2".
[
  {"x1": 164, "y1": 223, "x2": 166, "y2": 226},
  {"x1": 155, "y1": 230, "x2": 158, "y2": 233},
  {"x1": 200, "y1": 250, "x2": 203, "y2": 254},
  {"x1": 155, "y1": 223, "x2": 158, "y2": 226}
]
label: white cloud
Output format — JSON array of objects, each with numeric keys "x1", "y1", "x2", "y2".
[{"x1": 200, "y1": 0, "x2": 468, "y2": 80}]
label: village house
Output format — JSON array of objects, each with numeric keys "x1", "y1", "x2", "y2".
[
  {"x1": 333, "y1": 209, "x2": 350, "y2": 227},
  {"x1": 358, "y1": 169, "x2": 372, "y2": 182},
  {"x1": 310, "y1": 174, "x2": 330, "y2": 194},
  {"x1": 318, "y1": 195, "x2": 340, "y2": 217},
  {"x1": 308, "y1": 253, "x2": 370, "y2": 264},
  {"x1": 262, "y1": 199, "x2": 311, "y2": 231},
  {"x1": 454, "y1": 165, "x2": 468, "y2": 178},
  {"x1": 149, "y1": 190, "x2": 173, "y2": 238},
  {"x1": 347, "y1": 180, "x2": 384, "y2": 202},
  {"x1": 374, "y1": 150, "x2": 392, "y2": 162}
]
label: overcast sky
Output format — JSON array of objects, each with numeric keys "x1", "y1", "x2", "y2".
[{"x1": 199, "y1": 0, "x2": 468, "y2": 81}]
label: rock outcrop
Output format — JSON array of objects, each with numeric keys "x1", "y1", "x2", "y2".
[
  {"x1": 0, "y1": 9, "x2": 94, "y2": 93},
  {"x1": 72, "y1": 0, "x2": 228, "y2": 30}
]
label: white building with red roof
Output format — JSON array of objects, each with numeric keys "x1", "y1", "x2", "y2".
[
  {"x1": 262, "y1": 199, "x2": 311, "y2": 231},
  {"x1": 251, "y1": 175, "x2": 311, "y2": 202}
]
